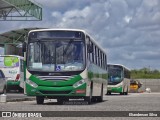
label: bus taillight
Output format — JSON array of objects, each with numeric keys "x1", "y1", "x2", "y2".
[{"x1": 15, "y1": 74, "x2": 20, "y2": 81}]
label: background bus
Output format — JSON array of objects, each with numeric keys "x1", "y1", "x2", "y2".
[
  {"x1": 107, "y1": 64, "x2": 130, "y2": 95},
  {"x1": 23, "y1": 29, "x2": 108, "y2": 104},
  {"x1": 0, "y1": 55, "x2": 24, "y2": 92}
]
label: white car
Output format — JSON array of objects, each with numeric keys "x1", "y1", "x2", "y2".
[{"x1": 0, "y1": 69, "x2": 6, "y2": 94}]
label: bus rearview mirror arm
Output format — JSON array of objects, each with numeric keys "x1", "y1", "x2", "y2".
[{"x1": 22, "y1": 42, "x2": 26, "y2": 53}]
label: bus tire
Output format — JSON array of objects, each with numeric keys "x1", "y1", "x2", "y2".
[
  {"x1": 36, "y1": 96, "x2": 44, "y2": 104},
  {"x1": 97, "y1": 84, "x2": 103, "y2": 102},
  {"x1": 120, "y1": 92, "x2": 123, "y2": 95},
  {"x1": 85, "y1": 96, "x2": 92, "y2": 104},
  {"x1": 18, "y1": 88, "x2": 24, "y2": 93},
  {"x1": 124, "y1": 89, "x2": 128, "y2": 95},
  {"x1": 124, "y1": 91, "x2": 128, "y2": 95},
  {"x1": 57, "y1": 99, "x2": 64, "y2": 104},
  {"x1": 107, "y1": 92, "x2": 111, "y2": 95}
]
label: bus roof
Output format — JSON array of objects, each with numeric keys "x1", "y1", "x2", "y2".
[
  {"x1": 28, "y1": 28, "x2": 87, "y2": 37},
  {"x1": 28, "y1": 28, "x2": 107, "y2": 54},
  {"x1": 0, "y1": 55, "x2": 24, "y2": 60},
  {"x1": 107, "y1": 63, "x2": 130, "y2": 71}
]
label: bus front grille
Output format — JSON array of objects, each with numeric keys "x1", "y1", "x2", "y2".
[
  {"x1": 36, "y1": 76, "x2": 75, "y2": 81},
  {"x1": 39, "y1": 90, "x2": 71, "y2": 94}
]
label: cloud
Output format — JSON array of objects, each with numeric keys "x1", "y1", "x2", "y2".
[
  {"x1": 129, "y1": 0, "x2": 160, "y2": 28},
  {"x1": 0, "y1": 0, "x2": 160, "y2": 69},
  {"x1": 124, "y1": 16, "x2": 132, "y2": 23}
]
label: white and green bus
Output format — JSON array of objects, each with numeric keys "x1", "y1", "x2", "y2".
[
  {"x1": 0, "y1": 55, "x2": 24, "y2": 92},
  {"x1": 107, "y1": 64, "x2": 130, "y2": 95},
  {"x1": 23, "y1": 29, "x2": 108, "y2": 104}
]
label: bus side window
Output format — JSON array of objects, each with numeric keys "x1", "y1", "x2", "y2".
[
  {"x1": 97, "y1": 49, "x2": 100, "y2": 66},
  {"x1": 105, "y1": 55, "x2": 107, "y2": 70},
  {"x1": 98, "y1": 50, "x2": 101, "y2": 67},
  {"x1": 94, "y1": 46, "x2": 97, "y2": 65},
  {"x1": 92, "y1": 44, "x2": 94, "y2": 63},
  {"x1": 89, "y1": 42, "x2": 93, "y2": 62},
  {"x1": 102, "y1": 53, "x2": 105, "y2": 69},
  {"x1": 124, "y1": 69, "x2": 130, "y2": 78},
  {"x1": 100, "y1": 51, "x2": 103, "y2": 68},
  {"x1": 96, "y1": 47, "x2": 99, "y2": 66},
  {"x1": 89, "y1": 40, "x2": 92, "y2": 62}
]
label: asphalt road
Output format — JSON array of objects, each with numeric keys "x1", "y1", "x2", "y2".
[
  {"x1": 5, "y1": 93, "x2": 35, "y2": 102},
  {"x1": 0, "y1": 93, "x2": 160, "y2": 120}
]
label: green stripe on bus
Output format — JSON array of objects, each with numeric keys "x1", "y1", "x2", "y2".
[{"x1": 110, "y1": 87, "x2": 123, "y2": 93}]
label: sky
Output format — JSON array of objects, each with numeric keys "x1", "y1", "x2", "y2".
[{"x1": 0, "y1": 0, "x2": 160, "y2": 70}]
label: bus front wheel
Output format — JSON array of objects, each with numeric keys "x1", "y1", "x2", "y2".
[
  {"x1": 36, "y1": 96, "x2": 44, "y2": 104},
  {"x1": 124, "y1": 90, "x2": 128, "y2": 95},
  {"x1": 120, "y1": 92, "x2": 123, "y2": 95},
  {"x1": 107, "y1": 91, "x2": 111, "y2": 95}
]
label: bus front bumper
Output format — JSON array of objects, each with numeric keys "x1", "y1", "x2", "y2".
[
  {"x1": 107, "y1": 86, "x2": 122, "y2": 93},
  {"x1": 7, "y1": 80, "x2": 20, "y2": 90},
  {"x1": 26, "y1": 83, "x2": 87, "y2": 97}
]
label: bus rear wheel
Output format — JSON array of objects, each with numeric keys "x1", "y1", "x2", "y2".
[{"x1": 36, "y1": 96, "x2": 44, "y2": 104}]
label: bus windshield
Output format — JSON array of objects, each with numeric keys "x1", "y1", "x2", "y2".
[
  {"x1": 108, "y1": 68, "x2": 123, "y2": 83},
  {"x1": 27, "y1": 39, "x2": 85, "y2": 72}
]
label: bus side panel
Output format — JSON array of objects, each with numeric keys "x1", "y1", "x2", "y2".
[{"x1": 87, "y1": 62, "x2": 108, "y2": 96}]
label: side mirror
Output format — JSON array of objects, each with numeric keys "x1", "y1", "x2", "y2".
[{"x1": 22, "y1": 42, "x2": 26, "y2": 52}]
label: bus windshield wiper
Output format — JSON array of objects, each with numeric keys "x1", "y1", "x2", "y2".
[{"x1": 63, "y1": 39, "x2": 74, "y2": 56}]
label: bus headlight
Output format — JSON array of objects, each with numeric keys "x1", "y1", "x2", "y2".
[
  {"x1": 26, "y1": 80, "x2": 38, "y2": 88},
  {"x1": 73, "y1": 79, "x2": 85, "y2": 88}
]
